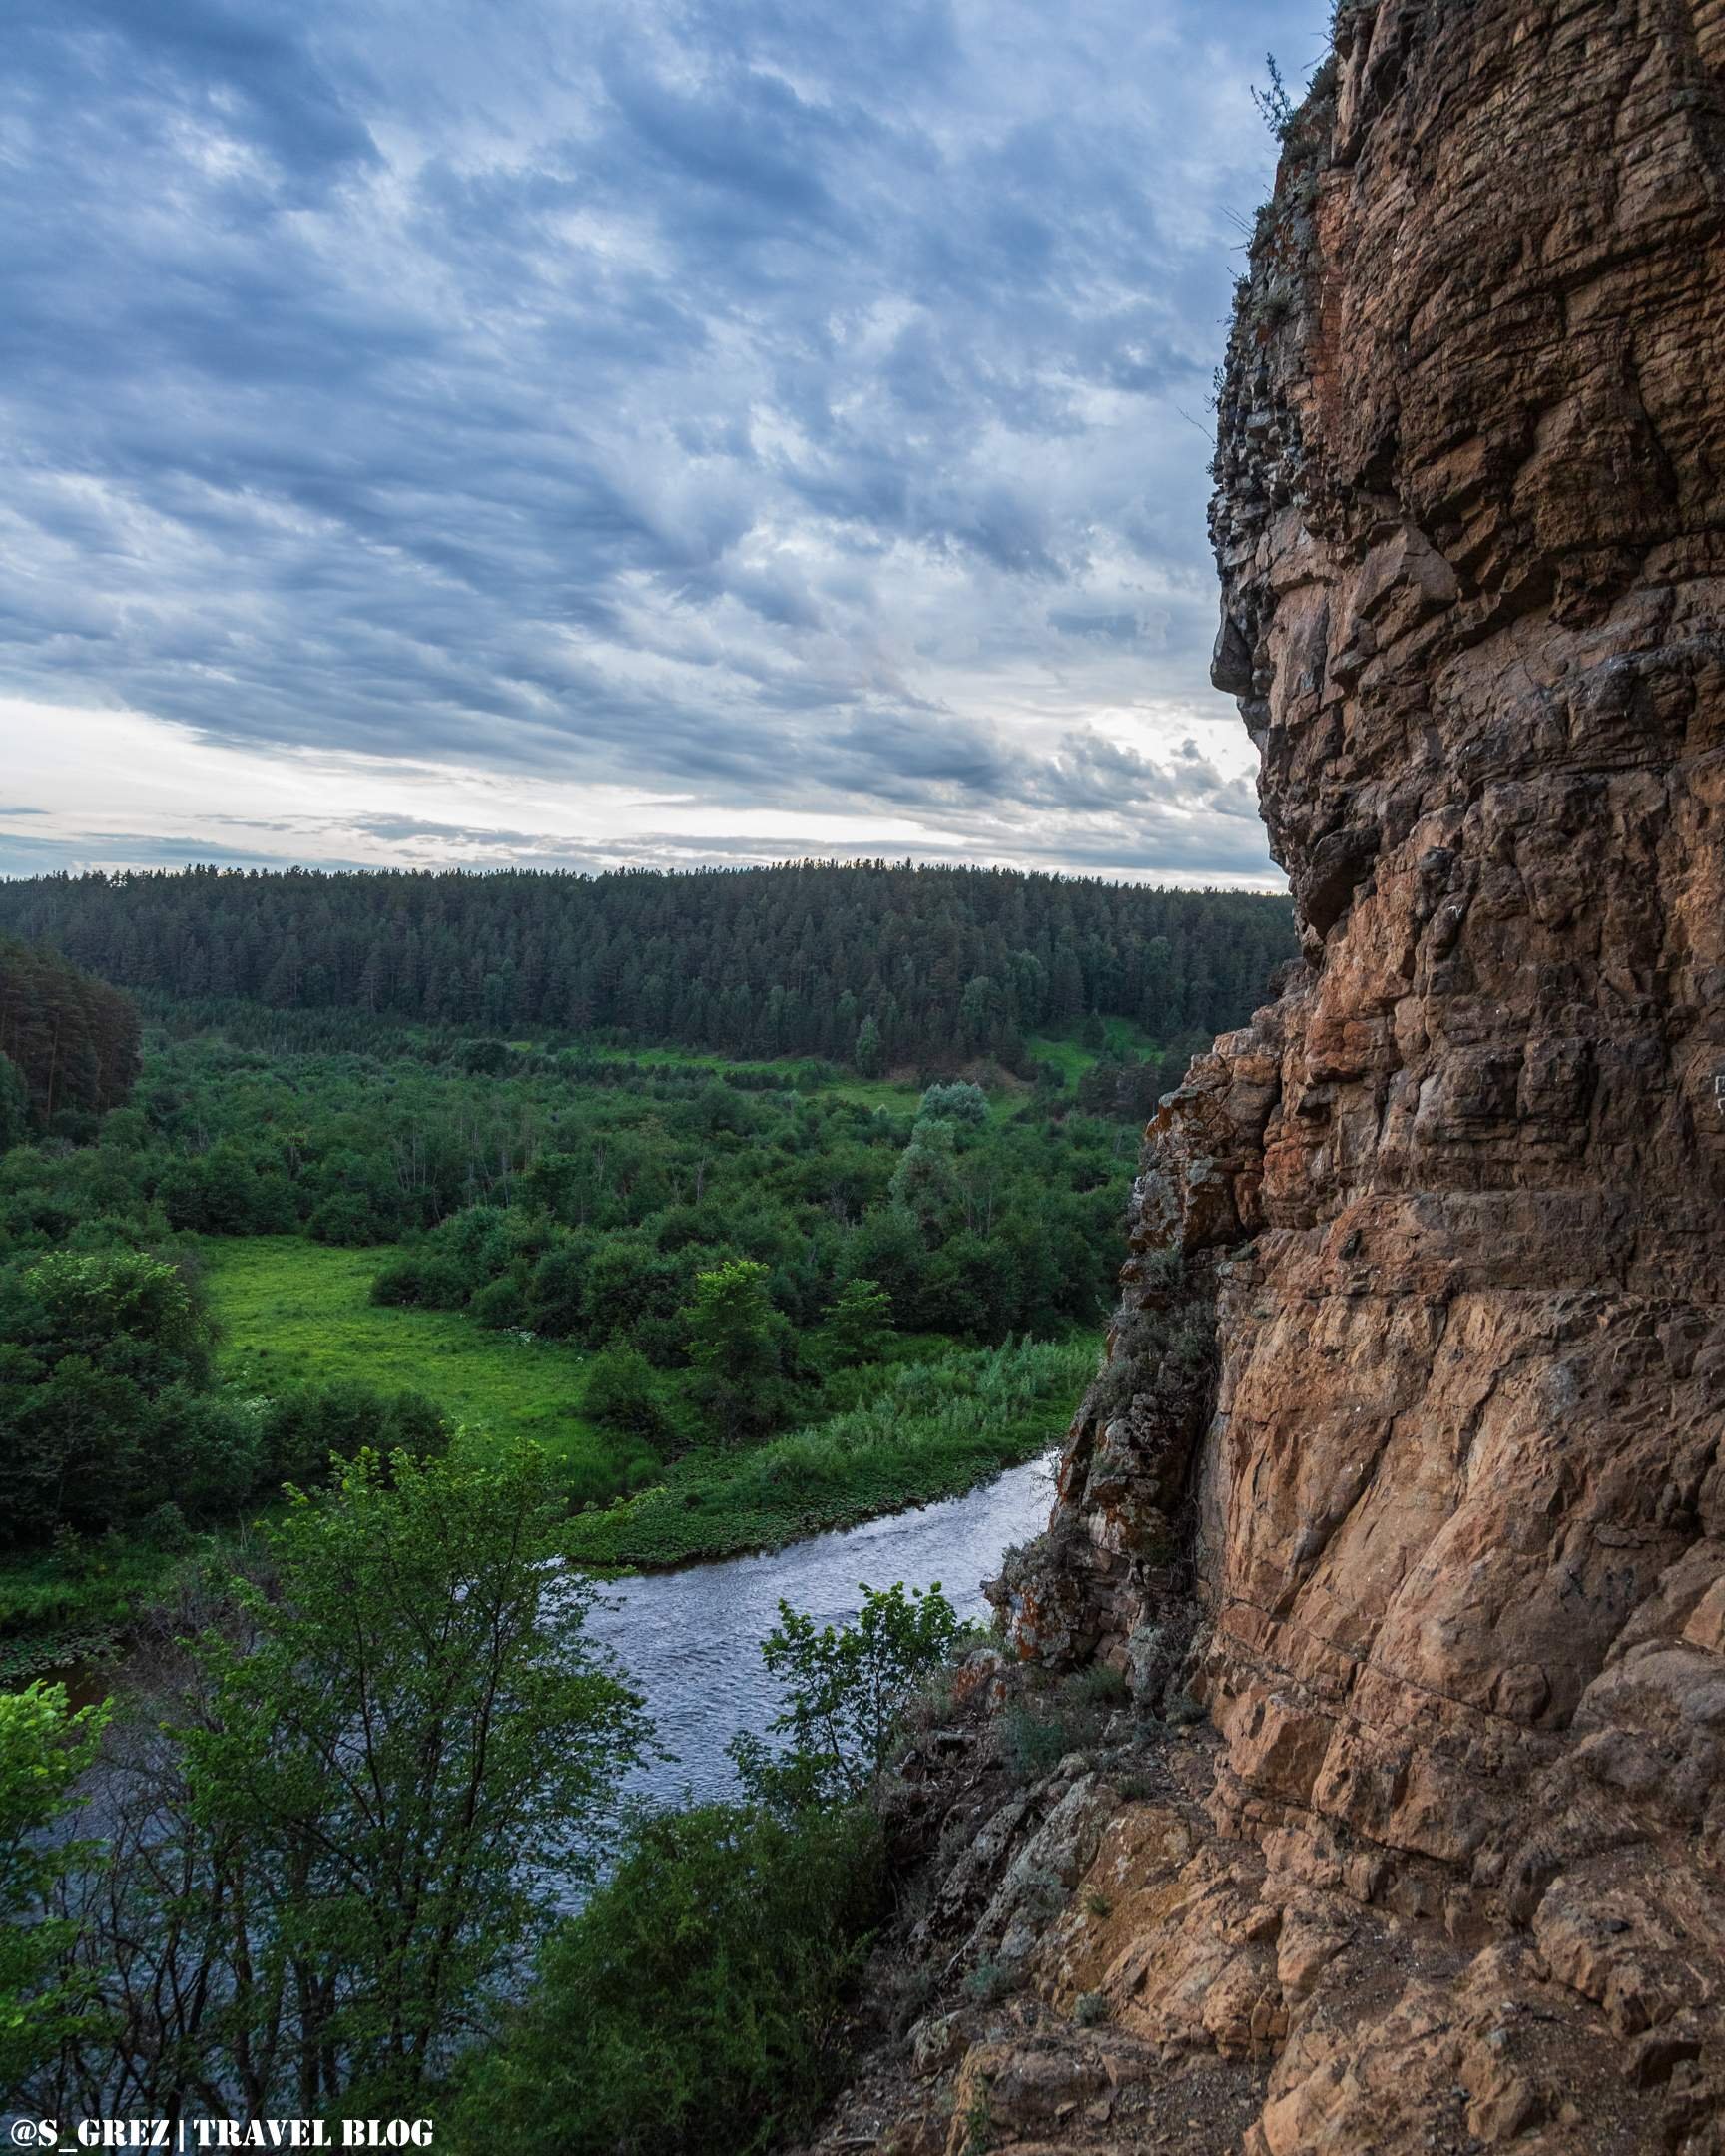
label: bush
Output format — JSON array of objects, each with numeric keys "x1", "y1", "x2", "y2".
[
  {"x1": 462, "y1": 1802, "x2": 884, "y2": 2156},
  {"x1": 961, "y1": 1959, "x2": 1014, "y2": 2004},
  {"x1": 1000, "y1": 1702, "x2": 1093, "y2": 1781},
  {"x1": 136, "y1": 1499, "x2": 194, "y2": 1555},
  {"x1": 369, "y1": 1254, "x2": 470, "y2": 1310},
  {"x1": 524, "y1": 1243, "x2": 589, "y2": 1337},
  {"x1": 262, "y1": 1382, "x2": 450, "y2": 1488},
  {"x1": 916, "y1": 1081, "x2": 988, "y2": 1130},
  {"x1": 470, "y1": 1276, "x2": 528, "y2": 1331},
  {"x1": 820, "y1": 1277, "x2": 893, "y2": 1367},
  {"x1": 0, "y1": 1249, "x2": 221, "y2": 1542},
  {"x1": 1064, "y1": 1663, "x2": 1131, "y2": 1709},
  {"x1": 581, "y1": 1343, "x2": 669, "y2": 1443},
  {"x1": 152, "y1": 1385, "x2": 267, "y2": 1517},
  {"x1": 737, "y1": 1581, "x2": 963, "y2": 1803},
  {"x1": 305, "y1": 1192, "x2": 380, "y2": 1246}
]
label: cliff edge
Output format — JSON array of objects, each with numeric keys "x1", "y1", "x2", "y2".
[{"x1": 807, "y1": 4, "x2": 1725, "y2": 2150}]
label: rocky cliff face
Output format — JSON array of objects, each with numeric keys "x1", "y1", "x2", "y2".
[
  {"x1": 808, "y1": 5, "x2": 1725, "y2": 2150},
  {"x1": 1047, "y1": 0, "x2": 1725, "y2": 1874}
]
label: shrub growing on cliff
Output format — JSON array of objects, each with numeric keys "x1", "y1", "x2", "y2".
[
  {"x1": 733, "y1": 1581, "x2": 965, "y2": 1803},
  {"x1": 1251, "y1": 52, "x2": 1294, "y2": 138},
  {"x1": 461, "y1": 1801, "x2": 884, "y2": 2156},
  {"x1": 998, "y1": 1677, "x2": 1112, "y2": 1782}
]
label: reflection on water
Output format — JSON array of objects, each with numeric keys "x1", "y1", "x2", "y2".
[{"x1": 584, "y1": 1450, "x2": 1058, "y2": 1812}]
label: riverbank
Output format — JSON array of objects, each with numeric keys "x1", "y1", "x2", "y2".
[
  {"x1": 563, "y1": 1336, "x2": 1091, "y2": 1569},
  {"x1": 584, "y1": 1444, "x2": 1060, "y2": 1814},
  {"x1": 0, "y1": 1337, "x2": 1091, "y2": 1677},
  {"x1": 0, "y1": 1536, "x2": 187, "y2": 1684}
]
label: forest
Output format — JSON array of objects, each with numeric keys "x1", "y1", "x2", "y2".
[
  {"x1": 0, "y1": 934, "x2": 140, "y2": 1140},
  {"x1": 0, "y1": 865, "x2": 1292, "y2": 1658},
  {"x1": 0, "y1": 859, "x2": 1294, "y2": 1070},
  {"x1": 0, "y1": 883, "x2": 1285, "y2": 2143}
]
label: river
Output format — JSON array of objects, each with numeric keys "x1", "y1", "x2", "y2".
[
  {"x1": 582, "y1": 1447, "x2": 1058, "y2": 1811},
  {"x1": 50, "y1": 1449, "x2": 1057, "y2": 1882}
]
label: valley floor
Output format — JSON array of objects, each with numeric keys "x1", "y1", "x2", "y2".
[{"x1": 209, "y1": 1235, "x2": 610, "y2": 1475}]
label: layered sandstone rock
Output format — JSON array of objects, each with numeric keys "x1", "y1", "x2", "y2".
[
  {"x1": 816, "y1": 5, "x2": 1725, "y2": 2150},
  {"x1": 1070, "y1": 0, "x2": 1725, "y2": 1895}
]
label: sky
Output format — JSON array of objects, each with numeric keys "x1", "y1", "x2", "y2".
[{"x1": 0, "y1": 0, "x2": 1329, "y2": 888}]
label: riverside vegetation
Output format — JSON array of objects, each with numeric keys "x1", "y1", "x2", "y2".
[
  {"x1": 0, "y1": 865, "x2": 1291, "y2": 1676},
  {"x1": 4, "y1": 1446, "x2": 963, "y2": 2151},
  {"x1": 0, "y1": 865, "x2": 1290, "y2": 2140},
  {"x1": 0, "y1": 1014, "x2": 1124, "y2": 1667}
]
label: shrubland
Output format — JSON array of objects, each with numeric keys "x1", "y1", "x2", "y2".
[{"x1": 0, "y1": 1010, "x2": 1135, "y2": 1660}]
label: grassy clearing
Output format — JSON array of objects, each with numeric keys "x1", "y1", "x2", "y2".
[
  {"x1": 809, "y1": 1072, "x2": 926, "y2": 1113},
  {"x1": 0, "y1": 1236, "x2": 633, "y2": 1666},
  {"x1": 0, "y1": 1279, "x2": 1088, "y2": 1664},
  {"x1": 1027, "y1": 1019, "x2": 1160, "y2": 1084},
  {"x1": 0, "y1": 1246, "x2": 1090, "y2": 1657},
  {"x1": 563, "y1": 1336, "x2": 1093, "y2": 1569},
  {"x1": 585, "y1": 1038, "x2": 925, "y2": 1114},
  {"x1": 204, "y1": 1237, "x2": 655, "y2": 1506},
  {"x1": 508, "y1": 1033, "x2": 928, "y2": 1115}
]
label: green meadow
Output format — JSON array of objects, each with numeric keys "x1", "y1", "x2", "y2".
[
  {"x1": 518, "y1": 1034, "x2": 928, "y2": 1115},
  {"x1": 206, "y1": 1240, "x2": 1093, "y2": 1572},
  {"x1": 1025, "y1": 1016, "x2": 1161, "y2": 1084},
  {"x1": 206, "y1": 1237, "x2": 645, "y2": 1500}
]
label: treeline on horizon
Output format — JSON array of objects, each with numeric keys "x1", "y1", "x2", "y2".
[{"x1": 0, "y1": 860, "x2": 1296, "y2": 1071}]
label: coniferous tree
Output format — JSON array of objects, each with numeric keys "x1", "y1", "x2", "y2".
[{"x1": 0, "y1": 936, "x2": 140, "y2": 1129}]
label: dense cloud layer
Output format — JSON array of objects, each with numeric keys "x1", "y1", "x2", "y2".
[{"x1": 0, "y1": 0, "x2": 1327, "y2": 880}]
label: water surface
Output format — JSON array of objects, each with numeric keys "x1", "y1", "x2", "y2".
[{"x1": 584, "y1": 1448, "x2": 1058, "y2": 1811}]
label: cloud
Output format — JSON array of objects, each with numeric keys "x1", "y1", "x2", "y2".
[{"x1": 0, "y1": 0, "x2": 1327, "y2": 880}]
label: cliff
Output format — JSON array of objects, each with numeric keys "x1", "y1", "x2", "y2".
[{"x1": 804, "y1": 4, "x2": 1725, "y2": 2149}]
